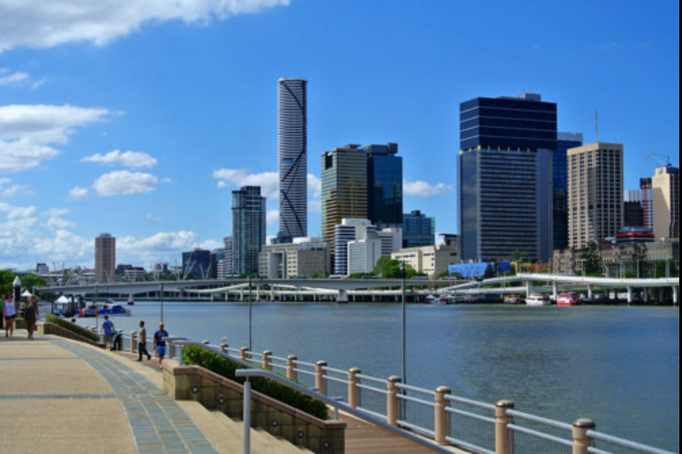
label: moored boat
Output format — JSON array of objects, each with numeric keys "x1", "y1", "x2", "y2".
[
  {"x1": 557, "y1": 292, "x2": 582, "y2": 306},
  {"x1": 504, "y1": 294, "x2": 524, "y2": 305},
  {"x1": 526, "y1": 294, "x2": 551, "y2": 306}
]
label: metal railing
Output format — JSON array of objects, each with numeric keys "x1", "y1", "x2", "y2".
[{"x1": 103, "y1": 331, "x2": 675, "y2": 454}]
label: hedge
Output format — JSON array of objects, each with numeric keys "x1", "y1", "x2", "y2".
[
  {"x1": 44, "y1": 314, "x2": 101, "y2": 342},
  {"x1": 182, "y1": 344, "x2": 328, "y2": 420}
]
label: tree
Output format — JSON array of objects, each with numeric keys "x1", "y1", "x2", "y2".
[
  {"x1": 483, "y1": 262, "x2": 497, "y2": 280},
  {"x1": 634, "y1": 243, "x2": 648, "y2": 278},
  {"x1": 580, "y1": 242, "x2": 603, "y2": 276}
]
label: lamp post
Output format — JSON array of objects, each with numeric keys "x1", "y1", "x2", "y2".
[
  {"x1": 401, "y1": 261, "x2": 406, "y2": 386},
  {"x1": 159, "y1": 283, "x2": 164, "y2": 323},
  {"x1": 248, "y1": 275, "x2": 253, "y2": 351}
]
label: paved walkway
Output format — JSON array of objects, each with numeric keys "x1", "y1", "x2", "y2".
[{"x1": 0, "y1": 329, "x2": 218, "y2": 454}]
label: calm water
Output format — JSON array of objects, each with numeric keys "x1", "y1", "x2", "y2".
[{"x1": 81, "y1": 302, "x2": 679, "y2": 451}]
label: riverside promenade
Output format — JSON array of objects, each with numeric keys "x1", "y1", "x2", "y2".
[{"x1": 0, "y1": 328, "x2": 454, "y2": 454}]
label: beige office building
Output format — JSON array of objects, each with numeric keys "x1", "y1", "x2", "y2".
[
  {"x1": 95, "y1": 233, "x2": 116, "y2": 283},
  {"x1": 651, "y1": 166, "x2": 679, "y2": 241},
  {"x1": 568, "y1": 142, "x2": 624, "y2": 249}
]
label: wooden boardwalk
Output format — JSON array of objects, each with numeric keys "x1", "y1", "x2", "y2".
[{"x1": 339, "y1": 413, "x2": 469, "y2": 454}]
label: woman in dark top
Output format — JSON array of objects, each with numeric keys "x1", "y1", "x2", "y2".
[{"x1": 23, "y1": 296, "x2": 39, "y2": 340}]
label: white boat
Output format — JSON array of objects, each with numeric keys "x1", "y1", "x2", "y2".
[{"x1": 526, "y1": 294, "x2": 551, "y2": 306}]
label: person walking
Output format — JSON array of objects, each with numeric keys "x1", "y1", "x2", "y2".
[
  {"x1": 99, "y1": 315, "x2": 115, "y2": 348},
  {"x1": 23, "y1": 295, "x2": 39, "y2": 340},
  {"x1": 3, "y1": 293, "x2": 16, "y2": 338},
  {"x1": 152, "y1": 322, "x2": 169, "y2": 371},
  {"x1": 137, "y1": 320, "x2": 152, "y2": 361}
]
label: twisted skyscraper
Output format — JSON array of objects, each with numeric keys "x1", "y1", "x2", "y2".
[{"x1": 278, "y1": 78, "x2": 308, "y2": 241}]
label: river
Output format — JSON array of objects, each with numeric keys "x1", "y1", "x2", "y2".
[{"x1": 76, "y1": 301, "x2": 679, "y2": 451}]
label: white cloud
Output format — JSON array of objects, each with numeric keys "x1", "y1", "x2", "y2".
[
  {"x1": 0, "y1": 0, "x2": 291, "y2": 52},
  {"x1": 116, "y1": 230, "x2": 221, "y2": 265},
  {"x1": 213, "y1": 168, "x2": 279, "y2": 199},
  {"x1": 0, "y1": 177, "x2": 31, "y2": 197},
  {"x1": 82, "y1": 149, "x2": 157, "y2": 169},
  {"x1": 403, "y1": 180, "x2": 454, "y2": 197},
  {"x1": 0, "y1": 68, "x2": 28, "y2": 86},
  {"x1": 68, "y1": 186, "x2": 89, "y2": 200},
  {"x1": 0, "y1": 104, "x2": 111, "y2": 173},
  {"x1": 92, "y1": 170, "x2": 159, "y2": 196},
  {"x1": 307, "y1": 174, "x2": 321, "y2": 199},
  {"x1": 44, "y1": 208, "x2": 77, "y2": 230},
  {"x1": 266, "y1": 209, "x2": 279, "y2": 226}
]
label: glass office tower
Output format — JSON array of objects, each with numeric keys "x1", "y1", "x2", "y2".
[
  {"x1": 554, "y1": 132, "x2": 583, "y2": 251},
  {"x1": 232, "y1": 186, "x2": 266, "y2": 275},
  {"x1": 278, "y1": 78, "x2": 307, "y2": 241},
  {"x1": 459, "y1": 93, "x2": 556, "y2": 262},
  {"x1": 362, "y1": 143, "x2": 403, "y2": 229}
]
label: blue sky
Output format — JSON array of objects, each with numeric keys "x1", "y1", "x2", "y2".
[{"x1": 0, "y1": 0, "x2": 679, "y2": 271}]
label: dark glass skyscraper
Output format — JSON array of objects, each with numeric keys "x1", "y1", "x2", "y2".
[
  {"x1": 459, "y1": 93, "x2": 557, "y2": 262},
  {"x1": 362, "y1": 143, "x2": 403, "y2": 229},
  {"x1": 232, "y1": 186, "x2": 266, "y2": 275},
  {"x1": 278, "y1": 78, "x2": 307, "y2": 241},
  {"x1": 554, "y1": 132, "x2": 583, "y2": 251}
]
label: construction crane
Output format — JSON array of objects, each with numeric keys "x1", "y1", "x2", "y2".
[{"x1": 647, "y1": 153, "x2": 671, "y2": 167}]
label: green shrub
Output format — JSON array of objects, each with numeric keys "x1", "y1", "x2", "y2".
[
  {"x1": 45, "y1": 314, "x2": 101, "y2": 342},
  {"x1": 183, "y1": 344, "x2": 328, "y2": 420}
]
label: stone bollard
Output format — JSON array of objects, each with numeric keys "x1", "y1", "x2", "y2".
[
  {"x1": 286, "y1": 355, "x2": 298, "y2": 382},
  {"x1": 262, "y1": 350, "x2": 272, "y2": 371},
  {"x1": 240, "y1": 347, "x2": 249, "y2": 362},
  {"x1": 348, "y1": 368, "x2": 361, "y2": 408},
  {"x1": 434, "y1": 386, "x2": 451, "y2": 446},
  {"x1": 495, "y1": 400, "x2": 515, "y2": 454},
  {"x1": 572, "y1": 418, "x2": 596, "y2": 454},
  {"x1": 386, "y1": 376, "x2": 402, "y2": 427},
  {"x1": 315, "y1": 361, "x2": 328, "y2": 396},
  {"x1": 130, "y1": 331, "x2": 137, "y2": 354}
]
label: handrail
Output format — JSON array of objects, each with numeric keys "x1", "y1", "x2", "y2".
[{"x1": 234, "y1": 368, "x2": 455, "y2": 454}]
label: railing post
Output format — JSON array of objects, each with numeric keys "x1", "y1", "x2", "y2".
[
  {"x1": 315, "y1": 361, "x2": 327, "y2": 396},
  {"x1": 220, "y1": 342, "x2": 228, "y2": 353},
  {"x1": 167, "y1": 340, "x2": 174, "y2": 359},
  {"x1": 262, "y1": 350, "x2": 272, "y2": 371},
  {"x1": 240, "y1": 347, "x2": 249, "y2": 362},
  {"x1": 130, "y1": 331, "x2": 137, "y2": 354},
  {"x1": 348, "y1": 368, "x2": 361, "y2": 408},
  {"x1": 572, "y1": 418, "x2": 596, "y2": 454},
  {"x1": 286, "y1": 355, "x2": 298, "y2": 382},
  {"x1": 434, "y1": 386, "x2": 451, "y2": 446},
  {"x1": 495, "y1": 400, "x2": 515, "y2": 454},
  {"x1": 387, "y1": 376, "x2": 401, "y2": 427}
]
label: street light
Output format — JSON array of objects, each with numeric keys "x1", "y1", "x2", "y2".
[
  {"x1": 400, "y1": 261, "x2": 406, "y2": 386},
  {"x1": 248, "y1": 275, "x2": 253, "y2": 351},
  {"x1": 159, "y1": 283, "x2": 164, "y2": 323}
]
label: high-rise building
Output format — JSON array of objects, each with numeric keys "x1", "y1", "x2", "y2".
[
  {"x1": 651, "y1": 165, "x2": 679, "y2": 241},
  {"x1": 362, "y1": 143, "x2": 403, "y2": 229},
  {"x1": 459, "y1": 93, "x2": 556, "y2": 262},
  {"x1": 625, "y1": 183, "x2": 653, "y2": 230},
  {"x1": 95, "y1": 233, "x2": 116, "y2": 283},
  {"x1": 278, "y1": 78, "x2": 307, "y2": 241},
  {"x1": 568, "y1": 142, "x2": 624, "y2": 249},
  {"x1": 402, "y1": 210, "x2": 435, "y2": 248},
  {"x1": 182, "y1": 248, "x2": 211, "y2": 279},
  {"x1": 232, "y1": 186, "x2": 266, "y2": 275},
  {"x1": 333, "y1": 219, "x2": 376, "y2": 276},
  {"x1": 321, "y1": 145, "x2": 368, "y2": 260},
  {"x1": 554, "y1": 132, "x2": 583, "y2": 251}
]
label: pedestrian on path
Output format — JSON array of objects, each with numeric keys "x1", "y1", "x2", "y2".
[
  {"x1": 137, "y1": 320, "x2": 152, "y2": 361},
  {"x1": 23, "y1": 295, "x2": 39, "y2": 340},
  {"x1": 99, "y1": 315, "x2": 115, "y2": 348},
  {"x1": 3, "y1": 292, "x2": 16, "y2": 338},
  {"x1": 153, "y1": 322, "x2": 169, "y2": 370}
]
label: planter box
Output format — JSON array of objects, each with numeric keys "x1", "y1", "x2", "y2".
[{"x1": 165, "y1": 363, "x2": 345, "y2": 454}]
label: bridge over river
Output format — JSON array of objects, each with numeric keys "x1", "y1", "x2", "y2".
[{"x1": 37, "y1": 274, "x2": 679, "y2": 304}]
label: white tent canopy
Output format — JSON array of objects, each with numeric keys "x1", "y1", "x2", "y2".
[
  {"x1": 21, "y1": 290, "x2": 33, "y2": 297},
  {"x1": 55, "y1": 295, "x2": 70, "y2": 303}
]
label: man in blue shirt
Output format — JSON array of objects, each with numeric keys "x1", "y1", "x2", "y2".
[
  {"x1": 99, "y1": 315, "x2": 115, "y2": 348},
  {"x1": 153, "y1": 322, "x2": 169, "y2": 370}
]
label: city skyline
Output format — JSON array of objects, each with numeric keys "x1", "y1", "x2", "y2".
[{"x1": 0, "y1": 1, "x2": 679, "y2": 271}]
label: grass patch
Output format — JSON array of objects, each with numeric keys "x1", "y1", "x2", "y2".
[
  {"x1": 45, "y1": 314, "x2": 100, "y2": 342},
  {"x1": 183, "y1": 344, "x2": 328, "y2": 420}
]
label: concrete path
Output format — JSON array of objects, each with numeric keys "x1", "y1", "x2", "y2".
[{"x1": 0, "y1": 329, "x2": 218, "y2": 454}]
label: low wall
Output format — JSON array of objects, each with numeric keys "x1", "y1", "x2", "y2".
[
  {"x1": 36, "y1": 322, "x2": 106, "y2": 348},
  {"x1": 164, "y1": 363, "x2": 345, "y2": 454}
]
